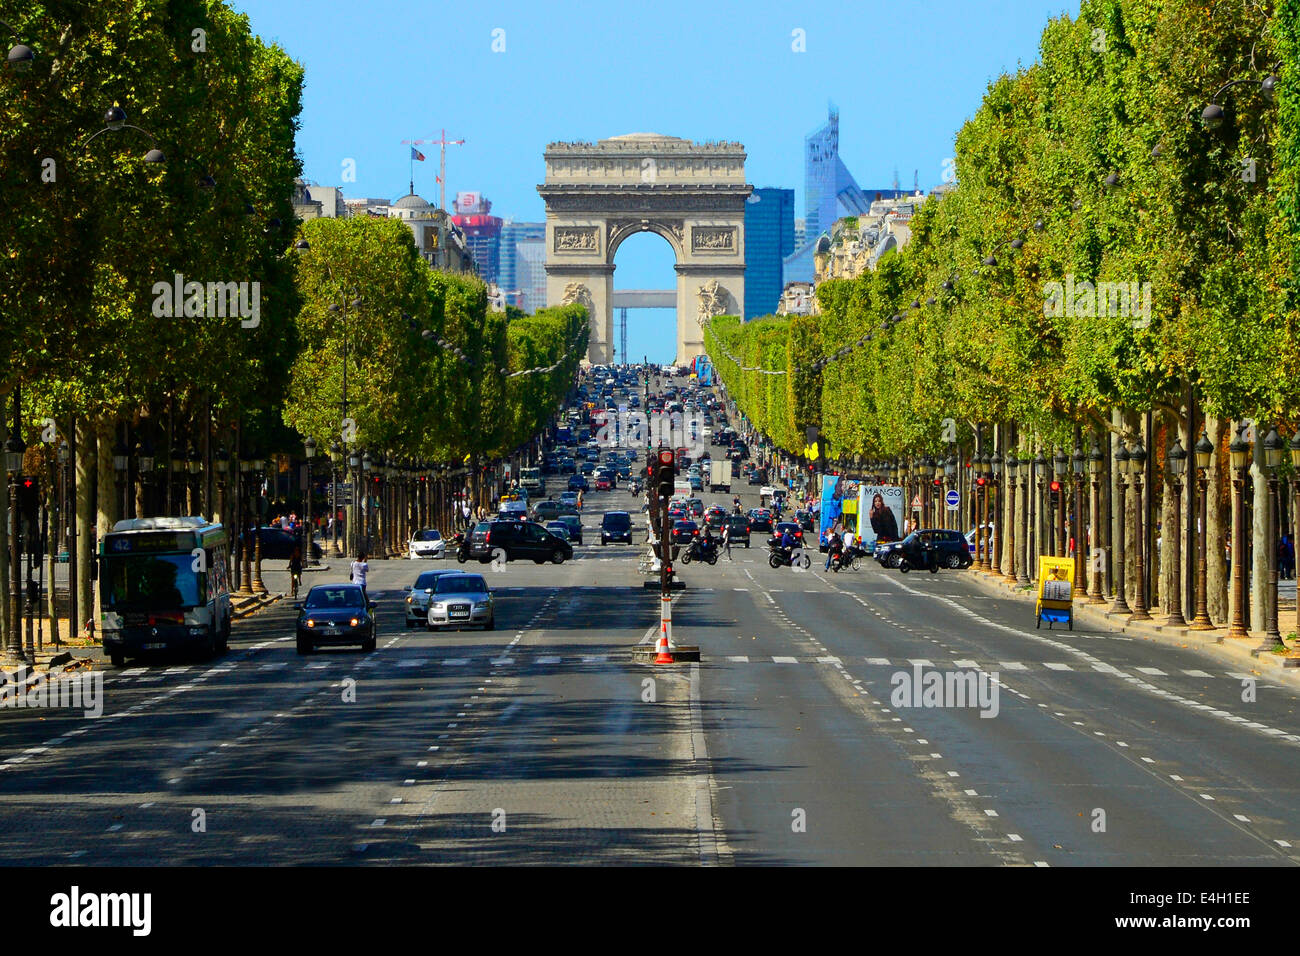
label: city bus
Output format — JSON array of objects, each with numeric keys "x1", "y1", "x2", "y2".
[{"x1": 99, "y1": 516, "x2": 232, "y2": 666}]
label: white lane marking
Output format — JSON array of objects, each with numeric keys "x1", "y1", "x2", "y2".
[
  {"x1": 866, "y1": 657, "x2": 891, "y2": 666},
  {"x1": 953, "y1": 659, "x2": 980, "y2": 668},
  {"x1": 442, "y1": 659, "x2": 470, "y2": 666},
  {"x1": 1183, "y1": 669, "x2": 1213, "y2": 678},
  {"x1": 1000, "y1": 662, "x2": 1028, "y2": 670},
  {"x1": 726, "y1": 656, "x2": 750, "y2": 663},
  {"x1": 1136, "y1": 667, "x2": 1166, "y2": 676},
  {"x1": 772, "y1": 656, "x2": 798, "y2": 664},
  {"x1": 1043, "y1": 662, "x2": 1073, "y2": 671},
  {"x1": 536, "y1": 655, "x2": 562, "y2": 665},
  {"x1": 907, "y1": 659, "x2": 933, "y2": 667}
]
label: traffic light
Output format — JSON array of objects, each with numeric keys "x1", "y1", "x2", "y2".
[
  {"x1": 655, "y1": 448, "x2": 675, "y2": 500},
  {"x1": 18, "y1": 477, "x2": 37, "y2": 519},
  {"x1": 1049, "y1": 480, "x2": 1061, "y2": 507}
]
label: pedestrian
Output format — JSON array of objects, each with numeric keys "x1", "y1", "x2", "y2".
[
  {"x1": 1280, "y1": 534, "x2": 1295, "y2": 580},
  {"x1": 722, "y1": 521, "x2": 733, "y2": 560},
  {"x1": 350, "y1": 551, "x2": 370, "y2": 604}
]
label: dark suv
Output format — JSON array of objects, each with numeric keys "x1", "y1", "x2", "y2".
[
  {"x1": 896, "y1": 529, "x2": 971, "y2": 570},
  {"x1": 600, "y1": 511, "x2": 633, "y2": 545},
  {"x1": 468, "y1": 519, "x2": 572, "y2": 564}
]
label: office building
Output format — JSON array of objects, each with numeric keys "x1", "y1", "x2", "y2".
[{"x1": 744, "y1": 187, "x2": 795, "y2": 319}]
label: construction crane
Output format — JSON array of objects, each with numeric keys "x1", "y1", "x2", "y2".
[{"x1": 400, "y1": 128, "x2": 465, "y2": 211}]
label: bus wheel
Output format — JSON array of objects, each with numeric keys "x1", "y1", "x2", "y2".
[{"x1": 218, "y1": 618, "x2": 230, "y2": 652}]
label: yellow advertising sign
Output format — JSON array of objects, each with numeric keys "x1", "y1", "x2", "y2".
[
  {"x1": 805, "y1": 442, "x2": 820, "y2": 461},
  {"x1": 1036, "y1": 556, "x2": 1075, "y2": 605}
]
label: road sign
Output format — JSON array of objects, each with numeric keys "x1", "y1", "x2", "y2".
[
  {"x1": 910, "y1": 494, "x2": 922, "y2": 510},
  {"x1": 945, "y1": 489, "x2": 960, "y2": 510},
  {"x1": 329, "y1": 482, "x2": 354, "y2": 505}
]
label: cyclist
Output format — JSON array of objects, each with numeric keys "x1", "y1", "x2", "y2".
[{"x1": 288, "y1": 545, "x2": 303, "y2": 598}]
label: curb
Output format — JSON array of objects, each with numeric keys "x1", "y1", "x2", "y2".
[
  {"x1": 232, "y1": 592, "x2": 283, "y2": 620},
  {"x1": 959, "y1": 567, "x2": 1300, "y2": 683}
]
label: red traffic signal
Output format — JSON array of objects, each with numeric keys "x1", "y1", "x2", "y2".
[
  {"x1": 976, "y1": 476, "x2": 985, "y2": 486},
  {"x1": 657, "y1": 449, "x2": 674, "y2": 467},
  {"x1": 1049, "y1": 480, "x2": 1060, "y2": 492}
]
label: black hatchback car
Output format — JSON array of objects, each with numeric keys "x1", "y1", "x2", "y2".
[
  {"x1": 896, "y1": 529, "x2": 972, "y2": 570},
  {"x1": 469, "y1": 519, "x2": 573, "y2": 564},
  {"x1": 296, "y1": 584, "x2": 376, "y2": 653},
  {"x1": 723, "y1": 513, "x2": 751, "y2": 547}
]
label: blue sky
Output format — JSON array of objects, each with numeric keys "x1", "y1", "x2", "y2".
[{"x1": 238, "y1": 0, "x2": 1079, "y2": 361}]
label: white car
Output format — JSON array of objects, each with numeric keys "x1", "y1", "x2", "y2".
[
  {"x1": 759, "y1": 486, "x2": 776, "y2": 500},
  {"x1": 408, "y1": 529, "x2": 446, "y2": 559}
]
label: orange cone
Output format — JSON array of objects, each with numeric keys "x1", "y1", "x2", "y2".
[{"x1": 654, "y1": 630, "x2": 675, "y2": 664}]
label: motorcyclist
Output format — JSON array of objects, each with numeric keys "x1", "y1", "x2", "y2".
[
  {"x1": 825, "y1": 529, "x2": 844, "y2": 571},
  {"x1": 778, "y1": 527, "x2": 796, "y2": 558}
]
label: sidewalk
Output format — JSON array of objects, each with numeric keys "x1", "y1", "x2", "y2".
[{"x1": 961, "y1": 566, "x2": 1300, "y2": 684}]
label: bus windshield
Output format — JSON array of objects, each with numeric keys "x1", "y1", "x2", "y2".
[{"x1": 101, "y1": 553, "x2": 202, "y2": 611}]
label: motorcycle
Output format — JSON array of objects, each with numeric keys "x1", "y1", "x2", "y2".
[
  {"x1": 451, "y1": 531, "x2": 471, "y2": 564},
  {"x1": 898, "y1": 548, "x2": 940, "y2": 574},
  {"x1": 767, "y1": 539, "x2": 811, "y2": 570},
  {"x1": 680, "y1": 536, "x2": 719, "y2": 566}
]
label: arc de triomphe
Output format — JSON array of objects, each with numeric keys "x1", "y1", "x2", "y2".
[{"x1": 538, "y1": 134, "x2": 752, "y2": 365}]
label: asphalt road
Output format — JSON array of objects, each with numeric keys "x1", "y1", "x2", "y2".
[{"x1": 0, "y1": 418, "x2": 1296, "y2": 866}]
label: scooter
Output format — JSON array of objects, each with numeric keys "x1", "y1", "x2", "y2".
[
  {"x1": 767, "y1": 540, "x2": 811, "y2": 570},
  {"x1": 451, "y1": 531, "x2": 471, "y2": 564},
  {"x1": 680, "y1": 536, "x2": 719, "y2": 566},
  {"x1": 898, "y1": 548, "x2": 940, "y2": 574}
]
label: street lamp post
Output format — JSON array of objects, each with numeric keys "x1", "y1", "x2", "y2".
[
  {"x1": 1003, "y1": 455, "x2": 1018, "y2": 583},
  {"x1": 990, "y1": 452, "x2": 1003, "y2": 575},
  {"x1": 1129, "y1": 439, "x2": 1151, "y2": 620},
  {"x1": 1111, "y1": 441, "x2": 1131, "y2": 614},
  {"x1": 237, "y1": 456, "x2": 253, "y2": 596},
  {"x1": 250, "y1": 455, "x2": 267, "y2": 595},
  {"x1": 1227, "y1": 429, "x2": 1250, "y2": 639},
  {"x1": 1190, "y1": 430, "x2": 1216, "y2": 629},
  {"x1": 1166, "y1": 439, "x2": 1188, "y2": 627},
  {"x1": 1255, "y1": 428, "x2": 1284, "y2": 653},
  {"x1": 1071, "y1": 443, "x2": 1085, "y2": 594},
  {"x1": 304, "y1": 436, "x2": 316, "y2": 566},
  {"x1": 1053, "y1": 447, "x2": 1068, "y2": 558},
  {"x1": 330, "y1": 441, "x2": 342, "y2": 556},
  {"x1": 361, "y1": 450, "x2": 374, "y2": 553},
  {"x1": 1290, "y1": 430, "x2": 1300, "y2": 656},
  {"x1": 347, "y1": 446, "x2": 360, "y2": 556},
  {"x1": 1088, "y1": 440, "x2": 1106, "y2": 603},
  {"x1": 4, "y1": 420, "x2": 27, "y2": 663}
]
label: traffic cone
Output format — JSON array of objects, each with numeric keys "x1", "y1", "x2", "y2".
[{"x1": 654, "y1": 630, "x2": 675, "y2": 664}]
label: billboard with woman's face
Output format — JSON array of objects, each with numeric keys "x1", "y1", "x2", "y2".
[{"x1": 858, "y1": 485, "x2": 905, "y2": 549}]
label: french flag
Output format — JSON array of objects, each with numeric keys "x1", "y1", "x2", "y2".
[{"x1": 411, "y1": 146, "x2": 426, "y2": 161}]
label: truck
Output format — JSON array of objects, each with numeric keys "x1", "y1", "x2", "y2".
[
  {"x1": 709, "y1": 458, "x2": 732, "y2": 493},
  {"x1": 519, "y1": 466, "x2": 543, "y2": 495}
]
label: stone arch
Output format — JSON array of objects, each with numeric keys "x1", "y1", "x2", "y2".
[{"x1": 538, "y1": 133, "x2": 751, "y2": 365}]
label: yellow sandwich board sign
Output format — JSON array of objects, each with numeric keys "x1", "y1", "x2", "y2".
[{"x1": 1035, "y1": 555, "x2": 1075, "y2": 630}]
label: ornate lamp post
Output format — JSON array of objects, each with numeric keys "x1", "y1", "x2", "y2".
[
  {"x1": 1226, "y1": 429, "x2": 1250, "y2": 639},
  {"x1": 237, "y1": 455, "x2": 254, "y2": 596},
  {"x1": 1033, "y1": 448, "x2": 1048, "y2": 566},
  {"x1": 329, "y1": 441, "x2": 342, "y2": 556},
  {"x1": 113, "y1": 439, "x2": 130, "y2": 521},
  {"x1": 989, "y1": 452, "x2": 1002, "y2": 575},
  {"x1": 1190, "y1": 430, "x2": 1216, "y2": 629},
  {"x1": 1128, "y1": 438, "x2": 1151, "y2": 620},
  {"x1": 347, "y1": 445, "x2": 360, "y2": 556},
  {"x1": 1111, "y1": 441, "x2": 1131, "y2": 614},
  {"x1": 1290, "y1": 430, "x2": 1300, "y2": 657},
  {"x1": 361, "y1": 450, "x2": 374, "y2": 552},
  {"x1": 919, "y1": 456, "x2": 935, "y2": 527},
  {"x1": 1071, "y1": 443, "x2": 1085, "y2": 592},
  {"x1": 5, "y1": 427, "x2": 27, "y2": 663},
  {"x1": 1165, "y1": 439, "x2": 1188, "y2": 627},
  {"x1": 249, "y1": 454, "x2": 267, "y2": 595},
  {"x1": 1053, "y1": 447, "x2": 1068, "y2": 557},
  {"x1": 1255, "y1": 428, "x2": 1284, "y2": 653},
  {"x1": 1002, "y1": 455, "x2": 1018, "y2": 583},
  {"x1": 1088, "y1": 439, "x2": 1106, "y2": 603},
  {"x1": 303, "y1": 436, "x2": 316, "y2": 566}
]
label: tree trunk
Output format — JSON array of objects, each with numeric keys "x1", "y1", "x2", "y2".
[{"x1": 75, "y1": 418, "x2": 96, "y2": 635}]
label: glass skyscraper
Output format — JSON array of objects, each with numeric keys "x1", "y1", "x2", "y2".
[
  {"x1": 744, "y1": 188, "x2": 795, "y2": 320},
  {"x1": 499, "y1": 220, "x2": 545, "y2": 307}
]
